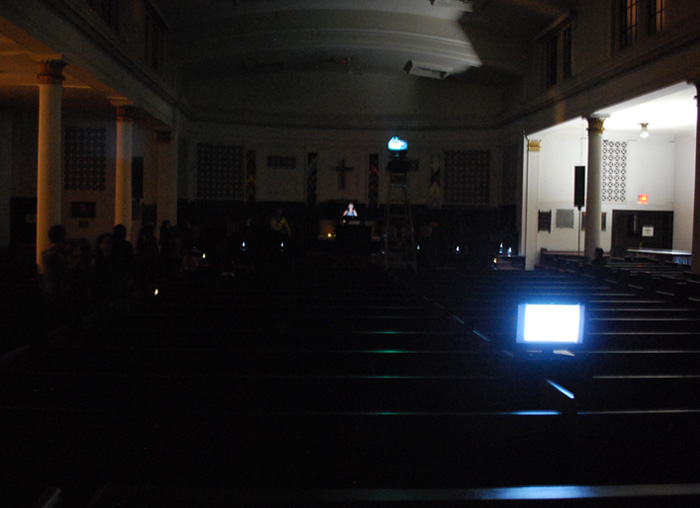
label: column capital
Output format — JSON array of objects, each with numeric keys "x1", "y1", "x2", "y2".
[
  {"x1": 115, "y1": 105, "x2": 137, "y2": 121},
  {"x1": 585, "y1": 115, "x2": 608, "y2": 135},
  {"x1": 527, "y1": 139, "x2": 542, "y2": 152},
  {"x1": 109, "y1": 97, "x2": 136, "y2": 119},
  {"x1": 157, "y1": 130, "x2": 172, "y2": 144},
  {"x1": 37, "y1": 60, "x2": 67, "y2": 85}
]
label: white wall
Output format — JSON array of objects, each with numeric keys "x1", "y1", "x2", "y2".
[
  {"x1": 625, "y1": 134, "x2": 676, "y2": 207},
  {"x1": 533, "y1": 125, "x2": 691, "y2": 254},
  {"x1": 535, "y1": 126, "x2": 588, "y2": 253}
]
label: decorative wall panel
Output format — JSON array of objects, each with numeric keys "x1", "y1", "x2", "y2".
[
  {"x1": 64, "y1": 127, "x2": 106, "y2": 191},
  {"x1": 267, "y1": 156, "x2": 296, "y2": 169},
  {"x1": 306, "y1": 153, "x2": 318, "y2": 206},
  {"x1": 196, "y1": 143, "x2": 244, "y2": 200},
  {"x1": 602, "y1": 140, "x2": 627, "y2": 203},
  {"x1": 444, "y1": 150, "x2": 490, "y2": 206}
]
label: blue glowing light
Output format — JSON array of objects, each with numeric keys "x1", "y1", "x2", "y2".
[
  {"x1": 546, "y1": 379, "x2": 576, "y2": 400},
  {"x1": 516, "y1": 303, "x2": 585, "y2": 345},
  {"x1": 387, "y1": 136, "x2": 408, "y2": 151}
]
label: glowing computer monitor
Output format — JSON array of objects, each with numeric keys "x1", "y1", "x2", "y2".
[{"x1": 516, "y1": 303, "x2": 585, "y2": 347}]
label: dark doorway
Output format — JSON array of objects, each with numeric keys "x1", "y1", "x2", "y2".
[{"x1": 611, "y1": 210, "x2": 673, "y2": 256}]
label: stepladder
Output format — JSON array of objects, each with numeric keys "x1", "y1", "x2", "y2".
[{"x1": 383, "y1": 168, "x2": 416, "y2": 270}]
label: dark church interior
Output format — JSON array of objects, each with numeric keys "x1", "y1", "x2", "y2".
[
  {"x1": 3, "y1": 217, "x2": 700, "y2": 507},
  {"x1": 3, "y1": 0, "x2": 700, "y2": 506}
]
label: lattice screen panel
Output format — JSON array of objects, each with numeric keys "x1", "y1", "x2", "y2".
[
  {"x1": 64, "y1": 127, "x2": 106, "y2": 191},
  {"x1": 306, "y1": 153, "x2": 318, "y2": 206},
  {"x1": 368, "y1": 154, "x2": 379, "y2": 209},
  {"x1": 602, "y1": 140, "x2": 627, "y2": 203},
  {"x1": 197, "y1": 144, "x2": 244, "y2": 200},
  {"x1": 444, "y1": 150, "x2": 490, "y2": 206}
]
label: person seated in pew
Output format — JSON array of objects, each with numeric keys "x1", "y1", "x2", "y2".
[
  {"x1": 269, "y1": 208, "x2": 292, "y2": 237},
  {"x1": 591, "y1": 247, "x2": 608, "y2": 267}
]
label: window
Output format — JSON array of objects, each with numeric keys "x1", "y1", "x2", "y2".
[
  {"x1": 648, "y1": 0, "x2": 665, "y2": 36},
  {"x1": 615, "y1": 0, "x2": 664, "y2": 51},
  {"x1": 145, "y1": 4, "x2": 167, "y2": 73},
  {"x1": 561, "y1": 26, "x2": 572, "y2": 80},
  {"x1": 85, "y1": 0, "x2": 119, "y2": 32},
  {"x1": 544, "y1": 35, "x2": 558, "y2": 88},
  {"x1": 540, "y1": 20, "x2": 573, "y2": 88},
  {"x1": 620, "y1": 0, "x2": 639, "y2": 49}
]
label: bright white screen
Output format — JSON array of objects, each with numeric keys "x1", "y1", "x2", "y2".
[{"x1": 521, "y1": 304, "x2": 582, "y2": 344}]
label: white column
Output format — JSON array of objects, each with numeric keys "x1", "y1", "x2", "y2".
[
  {"x1": 36, "y1": 60, "x2": 66, "y2": 272},
  {"x1": 156, "y1": 130, "x2": 178, "y2": 228},
  {"x1": 114, "y1": 104, "x2": 136, "y2": 240},
  {"x1": 523, "y1": 139, "x2": 541, "y2": 270},
  {"x1": 584, "y1": 115, "x2": 606, "y2": 259},
  {"x1": 692, "y1": 86, "x2": 700, "y2": 274}
]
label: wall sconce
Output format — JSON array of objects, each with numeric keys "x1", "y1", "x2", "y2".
[{"x1": 639, "y1": 123, "x2": 649, "y2": 139}]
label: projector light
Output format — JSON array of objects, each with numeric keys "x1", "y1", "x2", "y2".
[{"x1": 387, "y1": 136, "x2": 408, "y2": 151}]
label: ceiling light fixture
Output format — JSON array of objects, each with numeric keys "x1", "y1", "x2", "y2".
[{"x1": 639, "y1": 122, "x2": 649, "y2": 138}]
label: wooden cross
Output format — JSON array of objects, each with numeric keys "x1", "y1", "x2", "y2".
[{"x1": 334, "y1": 159, "x2": 354, "y2": 190}]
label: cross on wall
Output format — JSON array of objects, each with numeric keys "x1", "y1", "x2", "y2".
[{"x1": 333, "y1": 159, "x2": 354, "y2": 190}]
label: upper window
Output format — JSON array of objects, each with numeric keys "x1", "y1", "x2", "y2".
[
  {"x1": 620, "y1": 0, "x2": 639, "y2": 49},
  {"x1": 85, "y1": 0, "x2": 120, "y2": 32},
  {"x1": 145, "y1": 4, "x2": 167, "y2": 73},
  {"x1": 648, "y1": 0, "x2": 665, "y2": 36},
  {"x1": 616, "y1": 0, "x2": 665, "y2": 51},
  {"x1": 541, "y1": 21, "x2": 573, "y2": 89}
]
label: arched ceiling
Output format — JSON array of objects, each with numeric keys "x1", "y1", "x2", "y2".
[{"x1": 161, "y1": 0, "x2": 577, "y2": 85}]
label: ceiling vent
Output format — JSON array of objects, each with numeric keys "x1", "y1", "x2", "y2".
[
  {"x1": 404, "y1": 61, "x2": 453, "y2": 80},
  {"x1": 430, "y1": 0, "x2": 474, "y2": 11}
]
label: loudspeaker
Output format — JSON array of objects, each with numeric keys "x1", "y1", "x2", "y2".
[
  {"x1": 574, "y1": 165, "x2": 585, "y2": 208},
  {"x1": 132, "y1": 156, "x2": 144, "y2": 200}
]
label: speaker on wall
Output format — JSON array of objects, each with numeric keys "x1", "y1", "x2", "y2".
[
  {"x1": 574, "y1": 165, "x2": 585, "y2": 208},
  {"x1": 132, "y1": 156, "x2": 144, "y2": 200}
]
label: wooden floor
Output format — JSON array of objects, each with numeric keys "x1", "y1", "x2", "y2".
[{"x1": 3, "y1": 252, "x2": 700, "y2": 507}]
